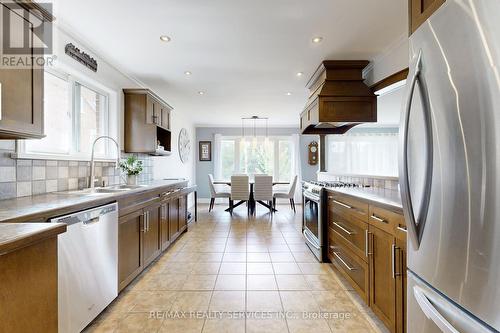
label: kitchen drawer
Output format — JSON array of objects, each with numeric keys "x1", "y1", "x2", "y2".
[
  {"x1": 368, "y1": 205, "x2": 404, "y2": 235},
  {"x1": 328, "y1": 233, "x2": 369, "y2": 303},
  {"x1": 328, "y1": 211, "x2": 369, "y2": 262},
  {"x1": 328, "y1": 192, "x2": 369, "y2": 222}
]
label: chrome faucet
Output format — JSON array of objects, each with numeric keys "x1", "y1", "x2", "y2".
[{"x1": 89, "y1": 136, "x2": 121, "y2": 189}]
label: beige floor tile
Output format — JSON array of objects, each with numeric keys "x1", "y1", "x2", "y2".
[
  {"x1": 270, "y1": 252, "x2": 295, "y2": 263},
  {"x1": 326, "y1": 310, "x2": 378, "y2": 333},
  {"x1": 171, "y1": 291, "x2": 212, "y2": 312},
  {"x1": 247, "y1": 262, "x2": 274, "y2": 274},
  {"x1": 286, "y1": 313, "x2": 332, "y2": 333},
  {"x1": 312, "y1": 290, "x2": 359, "y2": 313},
  {"x1": 215, "y1": 275, "x2": 246, "y2": 290},
  {"x1": 222, "y1": 252, "x2": 246, "y2": 262},
  {"x1": 159, "y1": 317, "x2": 204, "y2": 333},
  {"x1": 298, "y1": 263, "x2": 331, "y2": 275},
  {"x1": 246, "y1": 291, "x2": 283, "y2": 312},
  {"x1": 209, "y1": 291, "x2": 246, "y2": 311},
  {"x1": 202, "y1": 314, "x2": 245, "y2": 333},
  {"x1": 146, "y1": 274, "x2": 188, "y2": 290},
  {"x1": 288, "y1": 244, "x2": 311, "y2": 252},
  {"x1": 246, "y1": 274, "x2": 278, "y2": 291},
  {"x1": 273, "y1": 262, "x2": 302, "y2": 274},
  {"x1": 275, "y1": 275, "x2": 310, "y2": 290},
  {"x1": 115, "y1": 312, "x2": 164, "y2": 333},
  {"x1": 304, "y1": 274, "x2": 341, "y2": 291},
  {"x1": 109, "y1": 291, "x2": 140, "y2": 312},
  {"x1": 197, "y1": 252, "x2": 223, "y2": 262},
  {"x1": 292, "y1": 252, "x2": 318, "y2": 263},
  {"x1": 182, "y1": 275, "x2": 217, "y2": 291},
  {"x1": 219, "y1": 262, "x2": 246, "y2": 274},
  {"x1": 190, "y1": 263, "x2": 221, "y2": 275},
  {"x1": 162, "y1": 262, "x2": 197, "y2": 275},
  {"x1": 246, "y1": 316, "x2": 288, "y2": 333},
  {"x1": 130, "y1": 291, "x2": 177, "y2": 312},
  {"x1": 246, "y1": 244, "x2": 269, "y2": 252},
  {"x1": 279, "y1": 291, "x2": 320, "y2": 312},
  {"x1": 246, "y1": 252, "x2": 271, "y2": 262},
  {"x1": 268, "y1": 244, "x2": 291, "y2": 252}
]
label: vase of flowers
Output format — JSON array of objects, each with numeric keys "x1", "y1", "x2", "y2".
[{"x1": 119, "y1": 156, "x2": 143, "y2": 185}]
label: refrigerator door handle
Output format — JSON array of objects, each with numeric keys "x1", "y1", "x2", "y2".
[
  {"x1": 414, "y1": 286, "x2": 460, "y2": 333},
  {"x1": 399, "y1": 49, "x2": 433, "y2": 249}
]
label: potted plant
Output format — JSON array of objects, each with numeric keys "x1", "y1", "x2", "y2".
[{"x1": 119, "y1": 156, "x2": 143, "y2": 185}]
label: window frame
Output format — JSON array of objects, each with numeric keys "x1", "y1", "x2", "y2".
[
  {"x1": 14, "y1": 68, "x2": 117, "y2": 162},
  {"x1": 215, "y1": 135, "x2": 293, "y2": 181}
]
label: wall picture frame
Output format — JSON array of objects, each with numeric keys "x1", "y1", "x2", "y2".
[{"x1": 199, "y1": 141, "x2": 212, "y2": 161}]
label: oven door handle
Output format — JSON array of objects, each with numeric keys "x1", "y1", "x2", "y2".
[
  {"x1": 303, "y1": 192, "x2": 320, "y2": 202},
  {"x1": 303, "y1": 230, "x2": 320, "y2": 250}
]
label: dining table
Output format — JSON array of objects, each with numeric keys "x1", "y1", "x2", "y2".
[{"x1": 213, "y1": 180, "x2": 289, "y2": 214}]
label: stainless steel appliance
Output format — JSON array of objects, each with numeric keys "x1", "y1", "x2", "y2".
[
  {"x1": 302, "y1": 181, "x2": 364, "y2": 262},
  {"x1": 400, "y1": 1, "x2": 500, "y2": 331},
  {"x1": 51, "y1": 203, "x2": 118, "y2": 333}
]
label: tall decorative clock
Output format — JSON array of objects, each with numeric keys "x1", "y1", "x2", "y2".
[{"x1": 178, "y1": 128, "x2": 191, "y2": 163}]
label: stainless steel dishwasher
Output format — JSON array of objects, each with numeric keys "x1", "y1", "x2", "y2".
[{"x1": 51, "y1": 203, "x2": 118, "y2": 333}]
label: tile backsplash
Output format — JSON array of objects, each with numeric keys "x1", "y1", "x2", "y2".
[{"x1": 0, "y1": 141, "x2": 153, "y2": 200}]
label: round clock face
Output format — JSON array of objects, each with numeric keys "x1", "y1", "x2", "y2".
[
  {"x1": 310, "y1": 146, "x2": 317, "y2": 153},
  {"x1": 178, "y1": 128, "x2": 191, "y2": 163}
]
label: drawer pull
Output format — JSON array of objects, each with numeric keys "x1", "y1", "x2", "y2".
[
  {"x1": 370, "y1": 214, "x2": 387, "y2": 224},
  {"x1": 332, "y1": 221, "x2": 355, "y2": 235},
  {"x1": 333, "y1": 199, "x2": 352, "y2": 209},
  {"x1": 392, "y1": 244, "x2": 401, "y2": 279},
  {"x1": 397, "y1": 226, "x2": 407, "y2": 233},
  {"x1": 332, "y1": 251, "x2": 357, "y2": 271},
  {"x1": 365, "y1": 230, "x2": 373, "y2": 257}
]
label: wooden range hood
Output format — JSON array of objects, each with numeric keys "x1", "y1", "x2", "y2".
[{"x1": 300, "y1": 60, "x2": 377, "y2": 134}]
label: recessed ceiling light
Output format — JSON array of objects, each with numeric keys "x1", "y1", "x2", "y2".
[
  {"x1": 312, "y1": 36, "x2": 323, "y2": 43},
  {"x1": 160, "y1": 35, "x2": 171, "y2": 42},
  {"x1": 286, "y1": 92, "x2": 292, "y2": 96},
  {"x1": 198, "y1": 91, "x2": 205, "y2": 95},
  {"x1": 184, "y1": 71, "x2": 192, "y2": 75},
  {"x1": 296, "y1": 72, "x2": 303, "y2": 77}
]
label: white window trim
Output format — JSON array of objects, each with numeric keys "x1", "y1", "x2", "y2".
[
  {"x1": 215, "y1": 135, "x2": 293, "y2": 181},
  {"x1": 13, "y1": 66, "x2": 119, "y2": 162}
]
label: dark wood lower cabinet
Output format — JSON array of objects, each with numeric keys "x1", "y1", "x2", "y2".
[
  {"x1": 143, "y1": 203, "x2": 162, "y2": 267},
  {"x1": 118, "y1": 192, "x2": 190, "y2": 291},
  {"x1": 118, "y1": 209, "x2": 144, "y2": 291},
  {"x1": 369, "y1": 225, "x2": 396, "y2": 332}
]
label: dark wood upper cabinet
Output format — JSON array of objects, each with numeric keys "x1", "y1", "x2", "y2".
[
  {"x1": 0, "y1": 2, "x2": 53, "y2": 139},
  {"x1": 123, "y1": 89, "x2": 172, "y2": 155},
  {"x1": 409, "y1": 0, "x2": 446, "y2": 35}
]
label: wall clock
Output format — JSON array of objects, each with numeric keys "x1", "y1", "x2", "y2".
[
  {"x1": 178, "y1": 128, "x2": 191, "y2": 163},
  {"x1": 308, "y1": 141, "x2": 318, "y2": 165}
]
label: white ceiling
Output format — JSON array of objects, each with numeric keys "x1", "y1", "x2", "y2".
[{"x1": 53, "y1": 0, "x2": 407, "y2": 127}]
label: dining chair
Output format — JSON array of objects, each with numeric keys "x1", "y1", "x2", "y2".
[
  {"x1": 254, "y1": 174, "x2": 274, "y2": 213},
  {"x1": 208, "y1": 174, "x2": 230, "y2": 212},
  {"x1": 230, "y1": 175, "x2": 250, "y2": 215},
  {"x1": 273, "y1": 175, "x2": 298, "y2": 213}
]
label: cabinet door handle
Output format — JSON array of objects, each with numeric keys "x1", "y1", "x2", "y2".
[
  {"x1": 333, "y1": 199, "x2": 352, "y2": 209},
  {"x1": 147, "y1": 211, "x2": 150, "y2": 232},
  {"x1": 332, "y1": 221, "x2": 355, "y2": 235},
  {"x1": 141, "y1": 213, "x2": 147, "y2": 233},
  {"x1": 397, "y1": 226, "x2": 408, "y2": 233},
  {"x1": 392, "y1": 244, "x2": 401, "y2": 279},
  {"x1": 365, "y1": 230, "x2": 373, "y2": 257},
  {"x1": 333, "y1": 251, "x2": 357, "y2": 271},
  {"x1": 370, "y1": 214, "x2": 387, "y2": 224}
]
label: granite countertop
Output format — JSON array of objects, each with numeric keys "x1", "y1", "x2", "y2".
[
  {"x1": 0, "y1": 179, "x2": 189, "y2": 223},
  {"x1": 326, "y1": 186, "x2": 403, "y2": 212},
  {"x1": 0, "y1": 223, "x2": 67, "y2": 255}
]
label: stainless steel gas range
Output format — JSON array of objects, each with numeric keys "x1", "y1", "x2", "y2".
[{"x1": 302, "y1": 181, "x2": 366, "y2": 262}]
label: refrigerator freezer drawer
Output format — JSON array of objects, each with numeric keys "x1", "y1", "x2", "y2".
[{"x1": 407, "y1": 271, "x2": 496, "y2": 333}]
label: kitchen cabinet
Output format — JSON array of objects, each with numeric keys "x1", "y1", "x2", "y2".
[
  {"x1": 160, "y1": 202, "x2": 171, "y2": 251},
  {"x1": 179, "y1": 195, "x2": 187, "y2": 231},
  {"x1": 409, "y1": 0, "x2": 446, "y2": 34},
  {"x1": 142, "y1": 202, "x2": 162, "y2": 267},
  {"x1": 0, "y1": 2, "x2": 53, "y2": 139},
  {"x1": 118, "y1": 209, "x2": 144, "y2": 290},
  {"x1": 169, "y1": 197, "x2": 180, "y2": 240},
  {"x1": 124, "y1": 88, "x2": 173, "y2": 155},
  {"x1": 327, "y1": 191, "x2": 407, "y2": 333},
  {"x1": 369, "y1": 225, "x2": 396, "y2": 332}
]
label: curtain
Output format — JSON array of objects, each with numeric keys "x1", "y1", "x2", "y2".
[
  {"x1": 291, "y1": 134, "x2": 303, "y2": 201},
  {"x1": 213, "y1": 134, "x2": 222, "y2": 179},
  {"x1": 327, "y1": 132, "x2": 398, "y2": 177}
]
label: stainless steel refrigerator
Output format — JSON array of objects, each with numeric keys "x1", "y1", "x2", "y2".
[{"x1": 399, "y1": 0, "x2": 500, "y2": 332}]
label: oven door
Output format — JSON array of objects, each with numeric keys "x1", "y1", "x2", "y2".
[{"x1": 302, "y1": 192, "x2": 323, "y2": 262}]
